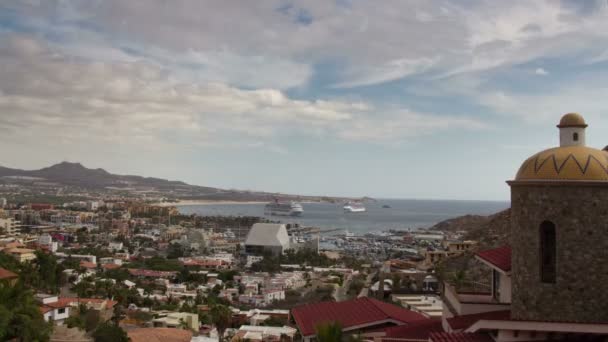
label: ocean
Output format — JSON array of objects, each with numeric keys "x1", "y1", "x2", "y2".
[{"x1": 177, "y1": 199, "x2": 509, "y2": 234}]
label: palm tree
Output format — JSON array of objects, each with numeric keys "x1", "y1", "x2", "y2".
[
  {"x1": 210, "y1": 304, "x2": 233, "y2": 342},
  {"x1": 315, "y1": 321, "x2": 343, "y2": 342}
]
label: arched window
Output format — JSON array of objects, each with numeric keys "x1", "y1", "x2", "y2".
[
  {"x1": 540, "y1": 221, "x2": 556, "y2": 283},
  {"x1": 573, "y1": 132, "x2": 579, "y2": 141}
]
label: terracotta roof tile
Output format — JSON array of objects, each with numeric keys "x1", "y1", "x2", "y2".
[
  {"x1": 128, "y1": 328, "x2": 192, "y2": 342},
  {"x1": 0, "y1": 267, "x2": 18, "y2": 280},
  {"x1": 291, "y1": 297, "x2": 428, "y2": 337},
  {"x1": 101, "y1": 263, "x2": 121, "y2": 270},
  {"x1": 475, "y1": 246, "x2": 511, "y2": 272}
]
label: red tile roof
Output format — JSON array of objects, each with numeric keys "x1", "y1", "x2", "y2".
[
  {"x1": 429, "y1": 332, "x2": 494, "y2": 342},
  {"x1": 0, "y1": 267, "x2": 18, "y2": 280},
  {"x1": 475, "y1": 246, "x2": 511, "y2": 272},
  {"x1": 447, "y1": 310, "x2": 511, "y2": 331},
  {"x1": 291, "y1": 297, "x2": 428, "y2": 337},
  {"x1": 128, "y1": 328, "x2": 192, "y2": 342},
  {"x1": 101, "y1": 263, "x2": 121, "y2": 270},
  {"x1": 384, "y1": 318, "x2": 443, "y2": 339},
  {"x1": 80, "y1": 261, "x2": 97, "y2": 269}
]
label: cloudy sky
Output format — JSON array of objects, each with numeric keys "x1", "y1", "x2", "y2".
[{"x1": 2, "y1": 0, "x2": 608, "y2": 200}]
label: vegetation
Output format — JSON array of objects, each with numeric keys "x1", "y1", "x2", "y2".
[
  {"x1": 126, "y1": 256, "x2": 183, "y2": 271},
  {"x1": 315, "y1": 321, "x2": 343, "y2": 342},
  {"x1": 0, "y1": 250, "x2": 66, "y2": 294},
  {"x1": 347, "y1": 276, "x2": 365, "y2": 297},
  {"x1": 210, "y1": 304, "x2": 233, "y2": 342},
  {"x1": 92, "y1": 321, "x2": 129, "y2": 342},
  {"x1": 0, "y1": 282, "x2": 52, "y2": 342}
]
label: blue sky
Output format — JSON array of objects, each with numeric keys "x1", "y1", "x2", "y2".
[{"x1": 2, "y1": 0, "x2": 608, "y2": 201}]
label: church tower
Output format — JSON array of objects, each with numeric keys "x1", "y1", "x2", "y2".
[{"x1": 508, "y1": 113, "x2": 608, "y2": 322}]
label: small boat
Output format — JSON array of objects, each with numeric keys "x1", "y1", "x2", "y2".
[{"x1": 382, "y1": 204, "x2": 391, "y2": 208}]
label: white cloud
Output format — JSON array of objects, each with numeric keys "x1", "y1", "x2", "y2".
[
  {"x1": 535, "y1": 68, "x2": 548, "y2": 76},
  {"x1": 0, "y1": 34, "x2": 486, "y2": 156},
  {"x1": 332, "y1": 57, "x2": 439, "y2": 88}
]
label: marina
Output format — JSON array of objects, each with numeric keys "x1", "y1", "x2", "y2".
[{"x1": 177, "y1": 199, "x2": 508, "y2": 234}]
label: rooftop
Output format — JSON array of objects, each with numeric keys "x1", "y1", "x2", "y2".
[
  {"x1": 475, "y1": 246, "x2": 511, "y2": 273},
  {"x1": 128, "y1": 328, "x2": 192, "y2": 342},
  {"x1": 292, "y1": 297, "x2": 428, "y2": 337}
]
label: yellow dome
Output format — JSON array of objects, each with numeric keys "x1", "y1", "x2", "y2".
[
  {"x1": 515, "y1": 146, "x2": 608, "y2": 181},
  {"x1": 557, "y1": 113, "x2": 587, "y2": 128}
]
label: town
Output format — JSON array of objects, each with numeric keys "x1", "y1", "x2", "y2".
[{"x1": 0, "y1": 194, "x2": 477, "y2": 341}]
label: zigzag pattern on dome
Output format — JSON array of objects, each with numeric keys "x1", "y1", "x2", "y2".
[{"x1": 515, "y1": 146, "x2": 608, "y2": 181}]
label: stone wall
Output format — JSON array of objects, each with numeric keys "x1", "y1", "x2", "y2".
[{"x1": 510, "y1": 183, "x2": 608, "y2": 323}]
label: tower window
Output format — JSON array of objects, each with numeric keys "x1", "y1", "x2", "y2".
[
  {"x1": 573, "y1": 132, "x2": 579, "y2": 141},
  {"x1": 540, "y1": 221, "x2": 556, "y2": 283}
]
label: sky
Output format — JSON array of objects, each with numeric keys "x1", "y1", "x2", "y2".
[{"x1": 2, "y1": 0, "x2": 608, "y2": 201}]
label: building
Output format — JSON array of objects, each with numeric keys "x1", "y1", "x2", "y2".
[
  {"x1": 0, "y1": 267, "x2": 18, "y2": 286},
  {"x1": 128, "y1": 328, "x2": 192, "y2": 342},
  {"x1": 508, "y1": 113, "x2": 608, "y2": 323},
  {"x1": 378, "y1": 113, "x2": 608, "y2": 342},
  {"x1": 5, "y1": 247, "x2": 36, "y2": 262},
  {"x1": 392, "y1": 294, "x2": 443, "y2": 319},
  {"x1": 0, "y1": 218, "x2": 20, "y2": 236},
  {"x1": 37, "y1": 294, "x2": 70, "y2": 323},
  {"x1": 292, "y1": 297, "x2": 427, "y2": 341},
  {"x1": 232, "y1": 325, "x2": 297, "y2": 341},
  {"x1": 152, "y1": 312, "x2": 199, "y2": 331},
  {"x1": 245, "y1": 223, "x2": 290, "y2": 256}
]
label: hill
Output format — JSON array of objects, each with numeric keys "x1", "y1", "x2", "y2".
[
  {"x1": 0, "y1": 162, "x2": 351, "y2": 202},
  {"x1": 431, "y1": 209, "x2": 511, "y2": 247}
]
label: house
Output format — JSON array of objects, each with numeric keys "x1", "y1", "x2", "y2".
[
  {"x1": 292, "y1": 297, "x2": 428, "y2": 341},
  {"x1": 0, "y1": 267, "x2": 18, "y2": 286},
  {"x1": 152, "y1": 312, "x2": 199, "y2": 331},
  {"x1": 232, "y1": 325, "x2": 297, "y2": 341},
  {"x1": 5, "y1": 248, "x2": 36, "y2": 262},
  {"x1": 244, "y1": 223, "x2": 290, "y2": 256},
  {"x1": 37, "y1": 295, "x2": 71, "y2": 324},
  {"x1": 128, "y1": 268, "x2": 177, "y2": 279}
]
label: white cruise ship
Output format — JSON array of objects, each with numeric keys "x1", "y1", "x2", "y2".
[
  {"x1": 343, "y1": 201, "x2": 366, "y2": 213},
  {"x1": 264, "y1": 200, "x2": 303, "y2": 216}
]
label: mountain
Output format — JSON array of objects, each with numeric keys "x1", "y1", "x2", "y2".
[
  {"x1": 0, "y1": 162, "x2": 349, "y2": 202},
  {"x1": 0, "y1": 162, "x2": 207, "y2": 190}
]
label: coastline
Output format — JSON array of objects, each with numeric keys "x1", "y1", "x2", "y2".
[
  {"x1": 154, "y1": 199, "x2": 332, "y2": 207},
  {"x1": 155, "y1": 200, "x2": 267, "y2": 207}
]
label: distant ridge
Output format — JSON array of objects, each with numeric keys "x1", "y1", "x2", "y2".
[{"x1": 0, "y1": 162, "x2": 353, "y2": 202}]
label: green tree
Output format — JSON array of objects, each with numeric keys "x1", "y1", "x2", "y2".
[
  {"x1": 0, "y1": 282, "x2": 52, "y2": 341},
  {"x1": 315, "y1": 321, "x2": 343, "y2": 342},
  {"x1": 92, "y1": 322, "x2": 129, "y2": 342},
  {"x1": 210, "y1": 304, "x2": 233, "y2": 342}
]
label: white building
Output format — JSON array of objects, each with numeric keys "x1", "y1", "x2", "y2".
[
  {"x1": 234, "y1": 325, "x2": 297, "y2": 341},
  {"x1": 37, "y1": 295, "x2": 70, "y2": 324},
  {"x1": 108, "y1": 241, "x2": 124, "y2": 251},
  {"x1": 0, "y1": 218, "x2": 20, "y2": 236},
  {"x1": 38, "y1": 234, "x2": 58, "y2": 252},
  {"x1": 245, "y1": 223, "x2": 290, "y2": 256}
]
